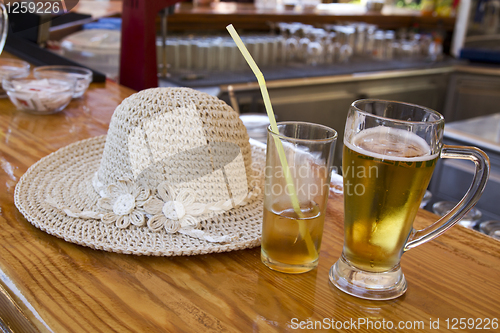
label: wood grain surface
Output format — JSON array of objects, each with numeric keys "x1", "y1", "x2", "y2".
[{"x1": 0, "y1": 61, "x2": 499, "y2": 333}]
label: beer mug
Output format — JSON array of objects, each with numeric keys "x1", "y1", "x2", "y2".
[{"x1": 330, "y1": 99, "x2": 490, "y2": 300}]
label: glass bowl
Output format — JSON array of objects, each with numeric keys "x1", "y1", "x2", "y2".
[
  {"x1": 34, "y1": 65, "x2": 92, "y2": 98},
  {"x1": 2, "y1": 77, "x2": 75, "y2": 115},
  {"x1": 432, "y1": 201, "x2": 482, "y2": 229},
  {"x1": 0, "y1": 59, "x2": 31, "y2": 97},
  {"x1": 366, "y1": 0, "x2": 384, "y2": 12},
  {"x1": 479, "y1": 221, "x2": 500, "y2": 240}
]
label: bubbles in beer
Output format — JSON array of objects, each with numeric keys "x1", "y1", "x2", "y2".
[{"x1": 351, "y1": 127, "x2": 434, "y2": 161}]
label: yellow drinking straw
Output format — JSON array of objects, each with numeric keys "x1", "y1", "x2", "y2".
[{"x1": 226, "y1": 24, "x2": 316, "y2": 257}]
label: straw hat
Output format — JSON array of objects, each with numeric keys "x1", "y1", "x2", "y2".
[{"x1": 14, "y1": 88, "x2": 266, "y2": 256}]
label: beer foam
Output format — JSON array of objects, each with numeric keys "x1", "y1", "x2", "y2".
[{"x1": 346, "y1": 127, "x2": 437, "y2": 162}]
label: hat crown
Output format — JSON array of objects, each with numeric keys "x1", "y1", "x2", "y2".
[{"x1": 94, "y1": 88, "x2": 254, "y2": 204}]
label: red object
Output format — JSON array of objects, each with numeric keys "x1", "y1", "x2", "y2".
[{"x1": 119, "y1": 0, "x2": 184, "y2": 91}]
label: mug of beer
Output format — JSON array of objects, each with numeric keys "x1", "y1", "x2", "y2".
[
  {"x1": 330, "y1": 99, "x2": 490, "y2": 300},
  {"x1": 261, "y1": 121, "x2": 337, "y2": 274}
]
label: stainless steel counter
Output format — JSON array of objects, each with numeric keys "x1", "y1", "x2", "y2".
[
  {"x1": 445, "y1": 113, "x2": 500, "y2": 153},
  {"x1": 428, "y1": 113, "x2": 500, "y2": 224}
]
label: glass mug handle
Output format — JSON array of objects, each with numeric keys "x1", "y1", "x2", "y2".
[
  {"x1": 404, "y1": 145, "x2": 490, "y2": 251},
  {"x1": 0, "y1": 3, "x2": 8, "y2": 55}
]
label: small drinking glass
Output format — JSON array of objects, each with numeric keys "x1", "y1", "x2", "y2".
[
  {"x1": 306, "y1": 29, "x2": 324, "y2": 66},
  {"x1": 261, "y1": 122, "x2": 337, "y2": 274}
]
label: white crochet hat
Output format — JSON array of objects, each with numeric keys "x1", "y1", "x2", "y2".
[{"x1": 14, "y1": 88, "x2": 266, "y2": 256}]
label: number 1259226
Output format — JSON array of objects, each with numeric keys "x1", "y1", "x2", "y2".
[{"x1": 446, "y1": 318, "x2": 498, "y2": 330}]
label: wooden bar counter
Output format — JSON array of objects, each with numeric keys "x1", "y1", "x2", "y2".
[{"x1": 0, "y1": 60, "x2": 499, "y2": 332}]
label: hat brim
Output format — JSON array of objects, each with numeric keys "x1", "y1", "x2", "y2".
[{"x1": 14, "y1": 135, "x2": 266, "y2": 256}]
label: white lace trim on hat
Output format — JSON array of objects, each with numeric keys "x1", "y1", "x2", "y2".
[{"x1": 46, "y1": 177, "x2": 260, "y2": 244}]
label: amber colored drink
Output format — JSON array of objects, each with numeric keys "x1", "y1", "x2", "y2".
[
  {"x1": 343, "y1": 127, "x2": 438, "y2": 272},
  {"x1": 261, "y1": 201, "x2": 325, "y2": 274}
]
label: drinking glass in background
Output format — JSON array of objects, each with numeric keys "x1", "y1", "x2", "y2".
[
  {"x1": 0, "y1": 59, "x2": 30, "y2": 98},
  {"x1": 261, "y1": 122, "x2": 337, "y2": 274},
  {"x1": 330, "y1": 99, "x2": 490, "y2": 300},
  {"x1": 306, "y1": 29, "x2": 325, "y2": 66},
  {"x1": 193, "y1": 0, "x2": 218, "y2": 7},
  {"x1": 157, "y1": 22, "x2": 446, "y2": 76}
]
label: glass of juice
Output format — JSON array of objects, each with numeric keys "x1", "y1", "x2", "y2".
[
  {"x1": 261, "y1": 121, "x2": 337, "y2": 274},
  {"x1": 330, "y1": 99, "x2": 490, "y2": 300}
]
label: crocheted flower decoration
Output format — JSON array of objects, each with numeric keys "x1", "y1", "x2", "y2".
[
  {"x1": 143, "y1": 182, "x2": 206, "y2": 233},
  {"x1": 98, "y1": 178, "x2": 151, "y2": 229}
]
